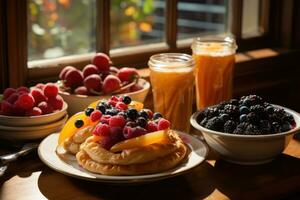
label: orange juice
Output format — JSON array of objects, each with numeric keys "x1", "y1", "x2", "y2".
[
  {"x1": 192, "y1": 37, "x2": 237, "y2": 109},
  {"x1": 149, "y1": 53, "x2": 195, "y2": 132}
]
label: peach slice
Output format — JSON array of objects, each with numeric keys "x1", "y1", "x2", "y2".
[
  {"x1": 110, "y1": 129, "x2": 170, "y2": 153},
  {"x1": 129, "y1": 101, "x2": 144, "y2": 111},
  {"x1": 58, "y1": 112, "x2": 92, "y2": 145},
  {"x1": 88, "y1": 100, "x2": 101, "y2": 109}
]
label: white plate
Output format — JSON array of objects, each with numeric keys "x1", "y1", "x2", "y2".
[{"x1": 38, "y1": 132, "x2": 208, "y2": 184}]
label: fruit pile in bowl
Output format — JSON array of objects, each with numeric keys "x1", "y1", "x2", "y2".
[
  {"x1": 0, "y1": 84, "x2": 68, "y2": 140},
  {"x1": 58, "y1": 53, "x2": 150, "y2": 115},
  {"x1": 190, "y1": 95, "x2": 300, "y2": 165}
]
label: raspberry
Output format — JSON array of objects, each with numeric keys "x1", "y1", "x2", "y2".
[
  {"x1": 115, "y1": 102, "x2": 128, "y2": 110},
  {"x1": 17, "y1": 86, "x2": 30, "y2": 93},
  {"x1": 109, "y1": 126, "x2": 124, "y2": 141},
  {"x1": 35, "y1": 83, "x2": 45, "y2": 90},
  {"x1": 12, "y1": 102, "x2": 25, "y2": 116},
  {"x1": 82, "y1": 64, "x2": 99, "y2": 78},
  {"x1": 1, "y1": 101, "x2": 12, "y2": 115},
  {"x1": 31, "y1": 88, "x2": 47, "y2": 105},
  {"x1": 90, "y1": 110, "x2": 102, "y2": 122},
  {"x1": 44, "y1": 83, "x2": 59, "y2": 98},
  {"x1": 3, "y1": 88, "x2": 16, "y2": 99},
  {"x1": 47, "y1": 95, "x2": 64, "y2": 110},
  {"x1": 99, "y1": 136, "x2": 115, "y2": 150},
  {"x1": 38, "y1": 101, "x2": 53, "y2": 114},
  {"x1": 64, "y1": 69, "x2": 83, "y2": 88},
  {"x1": 91, "y1": 53, "x2": 110, "y2": 72},
  {"x1": 110, "y1": 96, "x2": 119, "y2": 102},
  {"x1": 123, "y1": 126, "x2": 147, "y2": 139},
  {"x1": 102, "y1": 75, "x2": 121, "y2": 94},
  {"x1": 117, "y1": 67, "x2": 139, "y2": 82},
  {"x1": 74, "y1": 86, "x2": 89, "y2": 95},
  {"x1": 130, "y1": 84, "x2": 143, "y2": 92},
  {"x1": 25, "y1": 107, "x2": 42, "y2": 116},
  {"x1": 93, "y1": 124, "x2": 110, "y2": 137},
  {"x1": 59, "y1": 66, "x2": 76, "y2": 80},
  {"x1": 109, "y1": 115, "x2": 126, "y2": 128},
  {"x1": 108, "y1": 99, "x2": 117, "y2": 107},
  {"x1": 146, "y1": 121, "x2": 158, "y2": 132},
  {"x1": 84, "y1": 74, "x2": 102, "y2": 93},
  {"x1": 100, "y1": 115, "x2": 111, "y2": 124},
  {"x1": 157, "y1": 118, "x2": 171, "y2": 130},
  {"x1": 109, "y1": 66, "x2": 119, "y2": 74},
  {"x1": 6, "y1": 93, "x2": 19, "y2": 104},
  {"x1": 17, "y1": 93, "x2": 35, "y2": 110}
]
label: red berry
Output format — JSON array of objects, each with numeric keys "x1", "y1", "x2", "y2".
[
  {"x1": 100, "y1": 115, "x2": 111, "y2": 124},
  {"x1": 59, "y1": 66, "x2": 76, "y2": 80},
  {"x1": 110, "y1": 96, "x2": 119, "y2": 101},
  {"x1": 109, "y1": 127, "x2": 124, "y2": 142},
  {"x1": 74, "y1": 86, "x2": 89, "y2": 95},
  {"x1": 38, "y1": 101, "x2": 53, "y2": 114},
  {"x1": 91, "y1": 53, "x2": 110, "y2": 72},
  {"x1": 109, "y1": 66, "x2": 119, "y2": 74},
  {"x1": 25, "y1": 107, "x2": 42, "y2": 116},
  {"x1": 158, "y1": 118, "x2": 171, "y2": 130},
  {"x1": 35, "y1": 83, "x2": 45, "y2": 90},
  {"x1": 12, "y1": 102, "x2": 25, "y2": 116},
  {"x1": 84, "y1": 74, "x2": 102, "y2": 92},
  {"x1": 90, "y1": 110, "x2": 102, "y2": 122},
  {"x1": 44, "y1": 83, "x2": 59, "y2": 98},
  {"x1": 3, "y1": 88, "x2": 16, "y2": 99},
  {"x1": 130, "y1": 84, "x2": 143, "y2": 92},
  {"x1": 48, "y1": 95, "x2": 64, "y2": 110},
  {"x1": 17, "y1": 86, "x2": 30, "y2": 93},
  {"x1": 64, "y1": 69, "x2": 83, "y2": 88},
  {"x1": 93, "y1": 124, "x2": 110, "y2": 137},
  {"x1": 117, "y1": 67, "x2": 139, "y2": 82},
  {"x1": 31, "y1": 89, "x2": 47, "y2": 105},
  {"x1": 1, "y1": 101, "x2": 12, "y2": 115},
  {"x1": 108, "y1": 99, "x2": 117, "y2": 107},
  {"x1": 146, "y1": 121, "x2": 158, "y2": 132},
  {"x1": 99, "y1": 137, "x2": 115, "y2": 150},
  {"x1": 82, "y1": 64, "x2": 99, "y2": 78},
  {"x1": 116, "y1": 102, "x2": 128, "y2": 110},
  {"x1": 17, "y1": 93, "x2": 35, "y2": 110},
  {"x1": 102, "y1": 75, "x2": 121, "y2": 94},
  {"x1": 6, "y1": 93, "x2": 19, "y2": 104},
  {"x1": 123, "y1": 126, "x2": 146, "y2": 139},
  {"x1": 109, "y1": 115, "x2": 126, "y2": 128}
]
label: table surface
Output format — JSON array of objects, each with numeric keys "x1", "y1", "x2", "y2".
[{"x1": 1, "y1": 133, "x2": 300, "y2": 200}]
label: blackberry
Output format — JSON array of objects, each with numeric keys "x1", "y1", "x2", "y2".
[
  {"x1": 74, "y1": 119, "x2": 84, "y2": 128},
  {"x1": 85, "y1": 107, "x2": 94, "y2": 116},
  {"x1": 271, "y1": 122, "x2": 281, "y2": 133},
  {"x1": 223, "y1": 104, "x2": 239, "y2": 115},
  {"x1": 200, "y1": 117, "x2": 208, "y2": 126},
  {"x1": 219, "y1": 113, "x2": 230, "y2": 123},
  {"x1": 122, "y1": 96, "x2": 132, "y2": 105},
  {"x1": 202, "y1": 107, "x2": 219, "y2": 119},
  {"x1": 224, "y1": 120, "x2": 237, "y2": 133},
  {"x1": 234, "y1": 122, "x2": 260, "y2": 135},
  {"x1": 245, "y1": 124, "x2": 261, "y2": 135},
  {"x1": 239, "y1": 106, "x2": 250, "y2": 115},
  {"x1": 282, "y1": 113, "x2": 295, "y2": 126},
  {"x1": 266, "y1": 106, "x2": 274, "y2": 114},
  {"x1": 259, "y1": 120, "x2": 272, "y2": 134},
  {"x1": 127, "y1": 108, "x2": 139, "y2": 120},
  {"x1": 247, "y1": 112, "x2": 259, "y2": 125},
  {"x1": 229, "y1": 99, "x2": 239, "y2": 106},
  {"x1": 139, "y1": 110, "x2": 149, "y2": 119},
  {"x1": 216, "y1": 101, "x2": 227, "y2": 110},
  {"x1": 250, "y1": 105, "x2": 265, "y2": 115},
  {"x1": 239, "y1": 114, "x2": 247, "y2": 123},
  {"x1": 205, "y1": 117, "x2": 224, "y2": 131},
  {"x1": 233, "y1": 122, "x2": 249, "y2": 134},
  {"x1": 240, "y1": 95, "x2": 263, "y2": 107}
]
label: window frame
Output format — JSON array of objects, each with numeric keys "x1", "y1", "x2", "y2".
[{"x1": 0, "y1": 0, "x2": 295, "y2": 87}]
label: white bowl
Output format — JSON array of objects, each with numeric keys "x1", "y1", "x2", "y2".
[
  {"x1": 190, "y1": 105, "x2": 300, "y2": 165},
  {"x1": 0, "y1": 114, "x2": 68, "y2": 140},
  {"x1": 0, "y1": 102, "x2": 68, "y2": 127},
  {"x1": 59, "y1": 78, "x2": 150, "y2": 116}
]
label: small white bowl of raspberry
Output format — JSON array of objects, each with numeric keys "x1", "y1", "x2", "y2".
[
  {"x1": 0, "y1": 84, "x2": 68, "y2": 130},
  {"x1": 57, "y1": 53, "x2": 150, "y2": 116}
]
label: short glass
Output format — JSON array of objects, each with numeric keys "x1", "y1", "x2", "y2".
[
  {"x1": 191, "y1": 36, "x2": 237, "y2": 109},
  {"x1": 148, "y1": 53, "x2": 195, "y2": 132}
]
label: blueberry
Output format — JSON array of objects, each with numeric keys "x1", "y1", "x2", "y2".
[
  {"x1": 220, "y1": 113, "x2": 229, "y2": 122},
  {"x1": 127, "y1": 108, "x2": 138, "y2": 120},
  {"x1": 239, "y1": 114, "x2": 247, "y2": 123},
  {"x1": 153, "y1": 112, "x2": 163, "y2": 120},
  {"x1": 74, "y1": 119, "x2": 84, "y2": 128},
  {"x1": 137, "y1": 117, "x2": 147, "y2": 128},
  {"x1": 85, "y1": 107, "x2": 94, "y2": 116},
  {"x1": 96, "y1": 104, "x2": 106, "y2": 114},
  {"x1": 229, "y1": 99, "x2": 239, "y2": 106},
  {"x1": 239, "y1": 106, "x2": 250, "y2": 115},
  {"x1": 118, "y1": 111, "x2": 127, "y2": 118},
  {"x1": 139, "y1": 110, "x2": 149, "y2": 119},
  {"x1": 106, "y1": 108, "x2": 119, "y2": 116},
  {"x1": 126, "y1": 121, "x2": 137, "y2": 127},
  {"x1": 241, "y1": 99, "x2": 251, "y2": 107},
  {"x1": 123, "y1": 96, "x2": 132, "y2": 105}
]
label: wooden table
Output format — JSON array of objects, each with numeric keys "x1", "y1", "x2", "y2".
[{"x1": 1, "y1": 134, "x2": 300, "y2": 200}]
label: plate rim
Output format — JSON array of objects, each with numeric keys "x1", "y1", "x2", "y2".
[{"x1": 38, "y1": 132, "x2": 209, "y2": 183}]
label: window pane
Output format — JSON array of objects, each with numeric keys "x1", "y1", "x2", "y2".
[
  {"x1": 177, "y1": 0, "x2": 228, "y2": 39},
  {"x1": 242, "y1": 0, "x2": 265, "y2": 38},
  {"x1": 28, "y1": 0, "x2": 96, "y2": 61},
  {"x1": 110, "y1": 0, "x2": 165, "y2": 49}
]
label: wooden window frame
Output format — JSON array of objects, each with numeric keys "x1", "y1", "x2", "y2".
[{"x1": 0, "y1": 0, "x2": 297, "y2": 88}]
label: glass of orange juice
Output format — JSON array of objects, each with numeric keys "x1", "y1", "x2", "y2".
[
  {"x1": 191, "y1": 36, "x2": 237, "y2": 109},
  {"x1": 148, "y1": 53, "x2": 195, "y2": 132}
]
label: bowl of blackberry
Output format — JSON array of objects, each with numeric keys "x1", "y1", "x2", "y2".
[{"x1": 190, "y1": 95, "x2": 300, "y2": 165}]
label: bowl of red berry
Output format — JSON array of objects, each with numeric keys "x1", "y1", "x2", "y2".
[
  {"x1": 0, "y1": 84, "x2": 68, "y2": 140},
  {"x1": 58, "y1": 53, "x2": 150, "y2": 116},
  {"x1": 190, "y1": 95, "x2": 300, "y2": 165}
]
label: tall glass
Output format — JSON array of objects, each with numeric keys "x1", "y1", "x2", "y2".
[
  {"x1": 191, "y1": 36, "x2": 237, "y2": 109},
  {"x1": 149, "y1": 53, "x2": 195, "y2": 132}
]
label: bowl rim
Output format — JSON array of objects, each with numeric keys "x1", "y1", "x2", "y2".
[
  {"x1": 0, "y1": 102, "x2": 68, "y2": 119},
  {"x1": 58, "y1": 78, "x2": 150, "y2": 98},
  {"x1": 190, "y1": 104, "x2": 300, "y2": 139}
]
